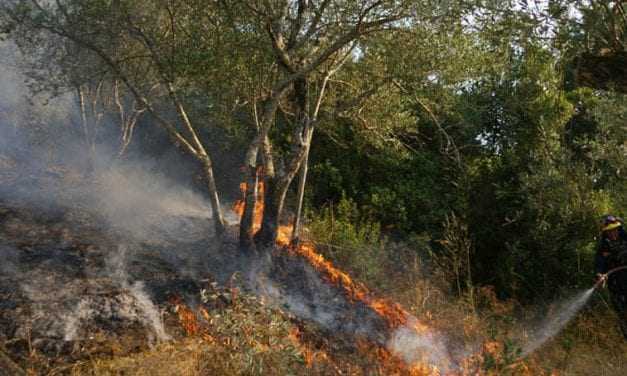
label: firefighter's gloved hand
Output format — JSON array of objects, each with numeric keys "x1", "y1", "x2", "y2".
[{"x1": 596, "y1": 273, "x2": 608, "y2": 287}]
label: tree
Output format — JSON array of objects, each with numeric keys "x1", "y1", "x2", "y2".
[
  {"x1": 221, "y1": 0, "x2": 416, "y2": 250},
  {"x1": 2, "y1": 0, "x2": 229, "y2": 234},
  {"x1": 552, "y1": 0, "x2": 627, "y2": 92}
]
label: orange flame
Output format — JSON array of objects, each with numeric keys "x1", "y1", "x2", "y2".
[
  {"x1": 169, "y1": 296, "x2": 200, "y2": 336},
  {"x1": 276, "y1": 227, "x2": 426, "y2": 332},
  {"x1": 232, "y1": 182, "x2": 441, "y2": 373},
  {"x1": 234, "y1": 179, "x2": 422, "y2": 331},
  {"x1": 233, "y1": 179, "x2": 265, "y2": 232},
  {"x1": 288, "y1": 326, "x2": 330, "y2": 368}
]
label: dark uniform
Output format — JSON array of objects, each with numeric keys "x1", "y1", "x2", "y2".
[{"x1": 595, "y1": 226, "x2": 627, "y2": 339}]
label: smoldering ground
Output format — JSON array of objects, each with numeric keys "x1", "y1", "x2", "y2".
[{"x1": 0, "y1": 39, "x2": 219, "y2": 349}]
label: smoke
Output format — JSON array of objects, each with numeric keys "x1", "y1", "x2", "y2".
[
  {"x1": 387, "y1": 319, "x2": 453, "y2": 371},
  {"x1": 1, "y1": 243, "x2": 171, "y2": 343},
  {"x1": 103, "y1": 245, "x2": 171, "y2": 342},
  {"x1": 0, "y1": 37, "x2": 216, "y2": 244},
  {"x1": 63, "y1": 298, "x2": 92, "y2": 341},
  {"x1": 0, "y1": 58, "x2": 215, "y2": 246},
  {"x1": 59, "y1": 290, "x2": 170, "y2": 343},
  {"x1": 55, "y1": 245, "x2": 172, "y2": 343},
  {"x1": 87, "y1": 164, "x2": 213, "y2": 243},
  {"x1": 246, "y1": 250, "x2": 457, "y2": 372},
  {"x1": 128, "y1": 281, "x2": 171, "y2": 341},
  {"x1": 0, "y1": 41, "x2": 78, "y2": 171},
  {"x1": 519, "y1": 288, "x2": 595, "y2": 356},
  {"x1": 0, "y1": 39, "x2": 216, "y2": 345}
]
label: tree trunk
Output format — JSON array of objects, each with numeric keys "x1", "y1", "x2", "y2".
[
  {"x1": 77, "y1": 85, "x2": 95, "y2": 174},
  {"x1": 291, "y1": 128, "x2": 313, "y2": 245},
  {"x1": 200, "y1": 156, "x2": 224, "y2": 236},
  {"x1": 257, "y1": 77, "x2": 312, "y2": 247},
  {"x1": 114, "y1": 80, "x2": 144, "y2": 158},
  {"x1": 256, "y1": 174, "x2": 283, "y2": 247},
  {"x1": 239, "y1": 90, "x2": 286, "y2": 250},
  {"x1": 240, "y1": 146, "x2": 260, "y2": 252},
  {"x1": 257, "y1": 130, "x2": 311, "y2": 247}
]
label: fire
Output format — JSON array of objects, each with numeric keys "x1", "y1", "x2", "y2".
[
  {"x1": 170, "y1": 295, "x2": 200, "y2": 336},
  {"x1": 277, "y1": 226, "x2": 424, "y2": 332},
  {"x1": 233, "y1": 179, "x2": 265, "y2": 232},
  {"x1": 233, "y1": 180, "x2": 442, "y2": 372},
  {"x1": 288, "y1": 326, "x2": 330, "y2": 368},
  {"x1": 234, "y1": 179, "x2": 421, "y2": 332}
]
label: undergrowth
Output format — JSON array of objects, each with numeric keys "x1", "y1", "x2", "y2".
[
  {"x1": 304, "y1": 200, "x2": 627, "y2": 375},
  {"x1": 53, "y1": 200, "x2": 627, "y2": 375}
]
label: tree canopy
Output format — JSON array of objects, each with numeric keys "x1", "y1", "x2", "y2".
[{"x1": 1, "y1": 0, "x2": 626, "y2": 300}]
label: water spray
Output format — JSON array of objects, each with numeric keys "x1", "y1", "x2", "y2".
[{"x1": 519, "y1": 265, "x2": 627, "y2": 357}]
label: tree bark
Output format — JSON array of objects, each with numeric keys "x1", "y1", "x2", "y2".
[
  {"x1": 256, "y1": 76, "x2": 311, "y2": 247},
  {"x1": 76, "y1": 85, "x2": 95, "y2": 174},
  {"x1": 239, "y1": 146, "x2": 260, "y2": 252},
  {"x1": 200, "y1": 155, "x2": 224, "y2": 236},
  {"x1": 239, "y1": 90, "x2": 285, "y2": 250},
  {"x1": 291, "y1": 128, "x2": 313, "y2": 245},
  {"x1": 257, "y1": 126, "x2": 312, "y2": 247}
]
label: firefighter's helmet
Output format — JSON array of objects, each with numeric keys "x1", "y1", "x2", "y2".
[{"x1": 602, "y1": 214, "x2": 623, "y2": 232}]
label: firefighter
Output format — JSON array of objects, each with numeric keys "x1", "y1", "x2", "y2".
[{"x1": 595, "y1": 215, "x2": 627, "y2": 340}]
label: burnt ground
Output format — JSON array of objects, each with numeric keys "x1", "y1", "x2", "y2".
[
  {"x1": 0, "y1": 170, "x2": 393, "y2": 374},
  {"x1": 0, "y1": 201, "x2": 209, "y2": 373}
]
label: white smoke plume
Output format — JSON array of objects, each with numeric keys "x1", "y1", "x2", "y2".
[
  {"x1": 387, "y1": 318, "x2": 453, "y2": 371},
  {"x1": 103, "y1": 245, "x2": 171, "y2": 342},
  {"x1": 0, "y1": 39, "x2": 213, "y2": 345},
  {"x1": 63, "y1": 299, "x2": 93, "y2": 341}
]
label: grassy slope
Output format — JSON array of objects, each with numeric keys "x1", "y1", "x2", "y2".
[{"x1": 62, "y1": 259, "x2": 627, "y2": 376}]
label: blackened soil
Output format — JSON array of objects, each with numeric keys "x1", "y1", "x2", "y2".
[{"x1": 0, "y1": 200, "x2": 394, "y2": 374}]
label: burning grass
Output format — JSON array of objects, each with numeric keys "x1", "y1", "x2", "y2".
[
  {"x1": 234, "y1": 182, "x2": 454, "y2": 372},
  {"x1": 1, "y1": 181, "x2": 625, "y2": 375},
  {"x1": 166, "y1": 282, "x2": 447, "y2": 375},
  {"x1": 229, "y1": 181, "x2": 627, "y2": 375}
]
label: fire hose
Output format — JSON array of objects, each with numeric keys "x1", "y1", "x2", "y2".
[{"x1": 594, "y1": 265, "x2": 627, "y2": 289}]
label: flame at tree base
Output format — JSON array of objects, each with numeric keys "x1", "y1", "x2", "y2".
[{"x1": 231, "y1": 181, "x2": 457, "y2": 373}]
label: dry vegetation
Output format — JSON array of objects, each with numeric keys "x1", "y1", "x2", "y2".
[{"x1": 41, "y1": 254, "x2": 625, "y2": 376}]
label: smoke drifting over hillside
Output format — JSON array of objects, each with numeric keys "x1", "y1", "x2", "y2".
[
  {"x1": 0, "y1": 39, "x2": 216, "y2": 344},
  {"x1": 0, "y1": 38, "x2": 215, "y2": 228}
]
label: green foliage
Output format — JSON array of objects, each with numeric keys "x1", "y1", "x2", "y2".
[
  {"x1": 194, "y1": 292, "x2": 306, "y2": 375},
  {"x1": 462, "y1": 45, "x2": 602, "y2": 300},
  {"x1": 4, "y1": 0, "x2": 627, "y2": 303},
  {"x1": 309, "y1": 119, "x2": 459, "y2": 236},
  {"x1": 306, "y1": 35, "x2": 627, "y2": 302},
  {"x1": 306, "y1": 195, "x2": 387, "y2": 285}
]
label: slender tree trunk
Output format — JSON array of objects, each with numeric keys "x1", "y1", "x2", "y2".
[
  {"x1": 77, "y1": 86, "x2": 94, "y2": 174},
  {"x1": 166, "y1": 87, "x2": 225, "y2": 235},
  {"x1": 114, "y1": 80, "x2": 143, "y2": 158},
  {"x1": 240, "y1": 145, "x2": 260, "y2": 252},
  {"x1": 200, "y1": 155, "x2": 224, "y2": 236},
  {"x1": 291, "y1": 128, "x2": 313, "y2": 245}
]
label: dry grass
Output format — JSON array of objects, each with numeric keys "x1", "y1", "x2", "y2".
[
  {"x1": 18, "y1": 231, "x2": 625, "y2": 375},
  {"x1": 387, "y1": 275, "x2": 627, "y2": 375},
  {"x1": 49, "y1": 273, "x2": 626, "y2": 376},
  {"x1": 70, "y1": 339, "x2": 207, "y2": 376}
]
